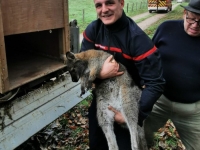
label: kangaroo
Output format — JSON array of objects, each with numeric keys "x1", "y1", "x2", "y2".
[{"x1": 65, "y1": 49, "x2": 148, "y2": 150}]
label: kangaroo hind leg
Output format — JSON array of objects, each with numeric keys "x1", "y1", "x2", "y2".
[
  {"x1": 101, "y1": 124, "x2": 119, "y2": 150},
  {"x1": 122, "y1": 103, "x2": 139, "y2": 150}
]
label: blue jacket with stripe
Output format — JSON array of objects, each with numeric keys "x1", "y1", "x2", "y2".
[{"x1": 80, "y1": 11, "x2": 165, "y2": 126}]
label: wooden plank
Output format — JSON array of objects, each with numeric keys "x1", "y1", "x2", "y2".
[
  {"x1": 57, "y1": 0, "x2": 70, "y2": 61},
  {"x1": 63, "y1": 0, "x2": 70, "y2": 54},
  {"x1": 0, "y1": 2, "x2": 9, "y2": 93},
  {"x1": 0, "y1": 0, "x2": 64, "y2": 35},
  {"x1": 0, "y1": 74, "x2": 90, "y2": 150},
  {"x1": 59, "y1": 0, "x2": 70, "y2": 61}
]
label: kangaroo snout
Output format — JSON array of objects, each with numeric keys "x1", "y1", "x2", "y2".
[{"x1": 69, "y1": 68, "x2": 79, "y2": 82}]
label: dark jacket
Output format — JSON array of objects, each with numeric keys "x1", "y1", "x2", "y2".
[
  {"x1": 80, "y1": 11, "x2": 165, "y2": 125},
  {"x1": 153, "y1": 20, "x2": 200, "y2": 103}
]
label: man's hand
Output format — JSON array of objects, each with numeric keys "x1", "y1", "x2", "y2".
[
  {"x1": 98, "y1": 55, "x2": 124, "y2": 79},
  {"x1": 108, "y1": 106, "x2": 125, "y2": 124}
]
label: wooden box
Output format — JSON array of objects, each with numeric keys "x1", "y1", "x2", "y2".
[{"x1": 0, "y1": 0, "x2": 70, "y2": 94}]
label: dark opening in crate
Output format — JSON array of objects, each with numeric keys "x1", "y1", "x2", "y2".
[
  {"x1": 0, "y1": 0, "x2": 69, "y2": 94},
  {"x1": 3, "y1": 29, "x2": 66, "y2": 93}
]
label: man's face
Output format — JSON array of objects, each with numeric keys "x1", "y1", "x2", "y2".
[
  {"x1": 94, "y1": 0, "x2": 124, "y2": 25},
  {"x1": 184, "y1": 10, "x2": 200, "y2": 37}
]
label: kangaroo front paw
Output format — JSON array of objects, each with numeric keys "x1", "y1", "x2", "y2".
[
  {"x1": 80, "y1": 89, "x2": 85, "y2": 97},
  {"x1": 87, "y1": 81, "x2": 93, "y2": 91}
]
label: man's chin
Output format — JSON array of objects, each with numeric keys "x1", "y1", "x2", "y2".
[
  {"x1": 101, "y1": 18, "x2": 115, "y2": 25},
  {"x1": 102, "y1": 21, "x2": 114, "y2": 25},
  {"x1": 188, "y1": 31, "x2": 200, "y2": 37}
]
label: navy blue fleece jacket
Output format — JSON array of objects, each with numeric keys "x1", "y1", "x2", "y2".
[
  {"x1": 153, "y1": 20, "x2": 200, "y2": 103},
  {"x1": 80, "y1": 11, "x2": 165, "y2": 126}
]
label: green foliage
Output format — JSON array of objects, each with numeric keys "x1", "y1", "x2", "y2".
[{"x1": 80, "y1": 93, "x2": 93, "y2": 105}]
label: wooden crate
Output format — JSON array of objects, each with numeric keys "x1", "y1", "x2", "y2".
[{"x1": 0, "y1": 0, "x2": 70, "y2": 94}]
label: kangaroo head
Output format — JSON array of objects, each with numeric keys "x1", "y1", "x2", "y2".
[{"x1": 66, "y1": 51, "x2": 88, "y2": 82}]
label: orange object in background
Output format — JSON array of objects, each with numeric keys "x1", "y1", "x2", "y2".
[{"x1": 148, "y1": 0, "x2": 172, "y2": 13}]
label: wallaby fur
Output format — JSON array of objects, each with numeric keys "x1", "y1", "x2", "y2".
[{"x1": 66, "y1": 49, "x2": 148, "y2": 150}]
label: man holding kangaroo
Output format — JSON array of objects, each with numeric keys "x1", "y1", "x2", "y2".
[{"x1": 80, "y1": 0, "x2": 165, "y2": 149}]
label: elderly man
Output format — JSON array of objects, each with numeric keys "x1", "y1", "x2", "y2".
[{"x1": 144, "y1": 0, "x2": 200, "y2": 149}]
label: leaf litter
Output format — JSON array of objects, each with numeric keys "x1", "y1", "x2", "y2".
[
  {"x1": 150, "y1": 119, "x2": 186, "y2": 150},
  {"x1": 15, "y1": 98, "x2": 186, "y2": 150},
  {"x1": 15, "y1": 101, "x2": 91, "y2": 150}
]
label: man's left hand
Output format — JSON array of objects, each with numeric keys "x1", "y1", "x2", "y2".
[{"x1": 108, "y1": 105, "x2": 125, "y2": 124}]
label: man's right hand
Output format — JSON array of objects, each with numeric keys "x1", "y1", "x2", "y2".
[{"x1": 98, "y1": 55, "x2": 124, "y2": 79}]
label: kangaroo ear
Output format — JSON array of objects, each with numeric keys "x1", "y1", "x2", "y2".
[{"x1": 66, "y1": 51, "x2": 75, "y2": 60}]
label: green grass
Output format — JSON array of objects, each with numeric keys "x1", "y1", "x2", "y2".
[
  {"x1": 79, "y1": 93, "x2": 93, "y2": 106},
  {"x1": 69, "y1": 0, "x2": 148, "y2": 32}
]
